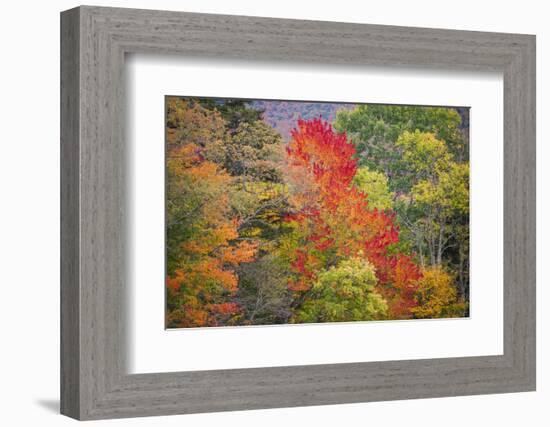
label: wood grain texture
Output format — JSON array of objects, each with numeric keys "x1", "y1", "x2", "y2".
[
  {"x1": 60, "y1": 5, "x2": 536, "y2": 420},
  {"x1": 60, "y1": 7, "x2": 80, "y2": 419}
]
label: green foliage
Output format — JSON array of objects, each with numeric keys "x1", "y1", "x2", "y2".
[
  {"x1": 293, "y1": 257, "x2": 388, "y2": 323},
  {"x1": 334, "y1": 104, "x2": 465, "y2": 191},
  {"x1": 336, "y1": 102, "x2": 470, "y2": 299},
  {"x1": 219, "y1": 120, "x2": 285, "y2": 181},
  {"x1": 165, "y1": 96, "x2": 470, "y2": 328},
  {"x1": 403, "y1": 148, "x2": 469, "y2": 267},
  {"x1": 412, "y1": 162, "x2": 469, "y2": 215},
  {"x1": 353, "y1": 167, "x2": 394, "y2": 210},
  {"x1": 224, "y1": 121, "x2": 289, "y2": 242},
  {"x1": 199, "y1": 98, "x2": 264, "y2": 131},
  {"x1": 396, "y1": 130, "x2": 453, "y2": 181},
  {"x1": 235, "y1": 254, "x2": 293, "y2": 324}
]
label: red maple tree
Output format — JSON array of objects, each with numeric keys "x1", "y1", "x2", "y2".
[{"x1": 285, "y1": 118, "x2": 421, "y2": 318}]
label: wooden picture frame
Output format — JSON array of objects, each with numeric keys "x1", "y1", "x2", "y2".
[{"x1": 60, "y1": 5, "x2": 536, "y2": 420}]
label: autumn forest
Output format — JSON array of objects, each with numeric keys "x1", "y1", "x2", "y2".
[{"x1": 166, "y1": 97, "x2": 470, "y2": 328}]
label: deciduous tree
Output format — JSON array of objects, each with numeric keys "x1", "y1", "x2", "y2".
[
  {"x1": 293, "y1": 257, "x2": 388, "y2": 323},
  {"x1": 412, "y1": 266, "x2": 467, "y2": 318},
  {"x1": 284, "y1": 119, "x2": 421, "y2": 318},
  {"x1": 334, "y1": 104, "x2": 466, "y2": 186},
  {"x1": 166, "y1": 143, "x2": 258, "y2": 328}
]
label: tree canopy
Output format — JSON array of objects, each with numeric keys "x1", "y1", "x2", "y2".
[{"x1": 165, "y1": 97, "x2": 470, "y2": 328}]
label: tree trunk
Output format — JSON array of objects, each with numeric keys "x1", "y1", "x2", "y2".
[{"x1": 436, "y1": 222, "x2": 445, "y2": 265}]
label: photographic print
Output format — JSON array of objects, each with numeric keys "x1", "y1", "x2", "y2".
[{"x1": 165, "y1": 96, "x2": 470, "y2": 329}]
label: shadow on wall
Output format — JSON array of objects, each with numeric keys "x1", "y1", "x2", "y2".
[{"x1": 35, "y1": 399, "x2": 59, "y2": 414}]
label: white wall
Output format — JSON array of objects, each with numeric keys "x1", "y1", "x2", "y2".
[{"x1": 0, "y1": 0, "x2": 546, "y2": 425}]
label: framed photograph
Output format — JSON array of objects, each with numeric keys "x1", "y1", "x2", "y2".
[{"x1": 61, "y1": 6, "x2": 536, "y2": 420}]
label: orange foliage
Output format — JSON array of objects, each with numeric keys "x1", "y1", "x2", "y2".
[
  {"x1": 166, "y1": 143, "x2": 258, "y2": 327},
  {"x1": 375, "y1": 254, "x2": 422, "y2": 318},
  {"x1": 285, "y1": 119, "x2": 421, "y2": 317}
]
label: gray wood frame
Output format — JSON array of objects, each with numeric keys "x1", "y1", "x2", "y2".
[{"x1": 60, "y1": 5, "x2": 536, "y2": 420}]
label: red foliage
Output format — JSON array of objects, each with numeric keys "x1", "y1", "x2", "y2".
[
  {"x1": 285, "y1": 118, "x2": 421, "y2": 317},
  {"x1": 208, "y1": 302, "x2": 240, "y2": 315},
  {"x1": 374, "y1": 254, "x2": 422, "y2": 318}
]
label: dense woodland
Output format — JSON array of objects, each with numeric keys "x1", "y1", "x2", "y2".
[{"x1": 165, "y1": 97, "x2": 470, "y2": 328}]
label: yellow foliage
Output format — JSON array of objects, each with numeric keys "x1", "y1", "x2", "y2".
[
  {"x1": 412, "y1": 266, "x2": 463, "y2": 319},
  {"x1": 166, "y1": 138, "x2": 259, "y2": 327}
]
